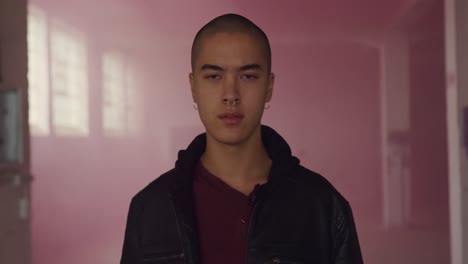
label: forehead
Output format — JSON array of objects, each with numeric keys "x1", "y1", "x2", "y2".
[{"x1": 196, "y1": 32, "x2": 267, "y2": 68}]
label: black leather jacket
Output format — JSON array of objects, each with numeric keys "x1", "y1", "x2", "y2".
[{"x1": 121, "y1": 126, "x2": 364, "y2": 264}]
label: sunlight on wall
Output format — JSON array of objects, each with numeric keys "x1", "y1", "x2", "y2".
[
  {"x1": 102, "y1": 51, "x2": 125, "y2": 136},
  {"x1": 102, "y1": 51, "x2": 142, "y2": 136},
  {"x1": 28, "y1": 4, "x2": 142, "y2": 138},
  {"x1": 27, "y1": 5, "x2": 50, "y2": 136},
  {"x1": 125, "y1": 67, "x2": 142, "y2": 136},
  {"x1": 50, "y1": 21, "x2": 89, "y2": 136}
]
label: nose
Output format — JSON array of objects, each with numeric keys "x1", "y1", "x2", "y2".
[
  {"x1": 222, "y1": 75, "x2": 240, "y2": 105},
  {"x1": 224, "y1": 98, "x2": 240, "y2": 107}
]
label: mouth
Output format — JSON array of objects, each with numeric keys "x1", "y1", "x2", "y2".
[{"x1": 218, "y1": 112, "x2": 244, "y2": 125}]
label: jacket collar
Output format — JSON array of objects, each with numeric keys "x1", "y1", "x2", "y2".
[{"x1": 171, "y1": 125, "x2": 299, "y2": 189}]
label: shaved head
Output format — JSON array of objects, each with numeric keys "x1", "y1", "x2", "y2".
[{"x1": 191, "y1": 13, "x2": 271, "y2": 72}]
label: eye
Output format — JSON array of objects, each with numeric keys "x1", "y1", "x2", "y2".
[
  {"x1": 241, "y1": 74, "x2": 258, "y2": 80},
  {"x1": 205, "y1": 74, "x2": 221, "y2": 80}
]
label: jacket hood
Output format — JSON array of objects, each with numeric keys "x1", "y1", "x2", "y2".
[{"x1": 172, "y1": 125, "x2": 300, "y2": 188}]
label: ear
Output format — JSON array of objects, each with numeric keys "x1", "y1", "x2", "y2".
[
  {"x1": 266, "y1": 72, "x2": 275, "y2": 102},
  {"x1": 189, "y1": 72, "x2": 197, "y2": 102}
]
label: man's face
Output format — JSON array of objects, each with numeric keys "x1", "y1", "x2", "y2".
[{"x1": 190, "y1": 32, "x2": 274, "y2": 146}]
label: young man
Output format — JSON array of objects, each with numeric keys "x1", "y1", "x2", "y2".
[{"x1": 121, "y1": 14, "x2": 363, "y2": 264}]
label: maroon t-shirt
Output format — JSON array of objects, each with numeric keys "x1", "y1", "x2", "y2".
[{"x1": 192, "y1": 160, "x2": 258, "y2": 264}]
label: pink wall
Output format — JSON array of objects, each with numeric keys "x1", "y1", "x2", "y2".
[{"x1": 28, "y1": 0, "x2": 449, "y2": 263}]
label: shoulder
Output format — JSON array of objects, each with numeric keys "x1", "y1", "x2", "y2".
[
  {"x1": 286, "y1": 165, "x2": 349, "y2": 205},
  {"x1": 130, "y1": 169, "x2": 177, "y2": 207}
]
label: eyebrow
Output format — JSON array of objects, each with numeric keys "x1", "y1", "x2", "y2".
[
  {"x1": 201, "y1": 64, "x2": 224, "y2": 71},
  {"x1": 239, "y1": 64, "x2": 262, "y2": 71},
  {"x1": 200, "y1": 63, "x2": 263, "y2": 72}
]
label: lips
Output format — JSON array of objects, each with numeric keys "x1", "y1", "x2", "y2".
[
  {"x1": 219, "y1": 112, "x2": 244, "y2": 118},
  {"x1": 219, "y1": 112, "x2": 244, "y2": 125}
]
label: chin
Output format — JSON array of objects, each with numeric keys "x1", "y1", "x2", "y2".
[
  {"x1": 207, "y1": 123, "x2": 260, "y2": 147},
  {"x1": 210, "y1": 129, "x2": 247, "y2": 146},
  {"x1": 218, "y1": 136, "x2": 247, "y2": 146}
]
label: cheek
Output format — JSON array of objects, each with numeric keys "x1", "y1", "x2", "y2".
[
  {"x1": 196, "y1": 85, "x2": 218, "y2": 104},
  {"x1": 242, "y1": 97, "x2": 267, "y2": 121},
  {"x1": 241, "y1": 86, "x2": 268, "y2": 105},
  {"x1": 196, "y1": 95, "x2": 219, "y2": 120}
]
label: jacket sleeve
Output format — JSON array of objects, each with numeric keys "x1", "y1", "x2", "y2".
[
  {"x1": 121, "y1": 196, "x2": 142, "y2": 264},
  {"x1": 331, "y1": 195, "x2": 364, "y2": 264}
]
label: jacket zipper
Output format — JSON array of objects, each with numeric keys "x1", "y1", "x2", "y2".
[
  {"x1": 264, "y1": 256, "x2": 304, "y2": 264},
  {"x1": 142, "y1": 252, "x2": 184, "y2": 262},
  {"x1": 246, "y1": 189, "x2": 260, "y2": 264},
  {"x1": 170, "y1": 198, "x2": 189, "y2": 264}
]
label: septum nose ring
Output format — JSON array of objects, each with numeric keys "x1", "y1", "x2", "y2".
[{"x1": 224, "y1": 99, "x2": 239, "y2": 107}]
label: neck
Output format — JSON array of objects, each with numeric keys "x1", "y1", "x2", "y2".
[{"x1": 200, "y1": 126, "x2": 272, "y2": 194}]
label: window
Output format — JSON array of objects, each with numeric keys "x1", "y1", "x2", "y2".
[
  {"x1": 102, "y1": 51, "x2": 125, "y2": 135},
  {"x1": 102, "y1": 52, "x2": 142, "y2": 136},
  {"x1": 50, "y1": 21, "x2": 89, "y2": 136},
  {"x1": 27, "y1": 5, "x2": 50, "y2": 136}
]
